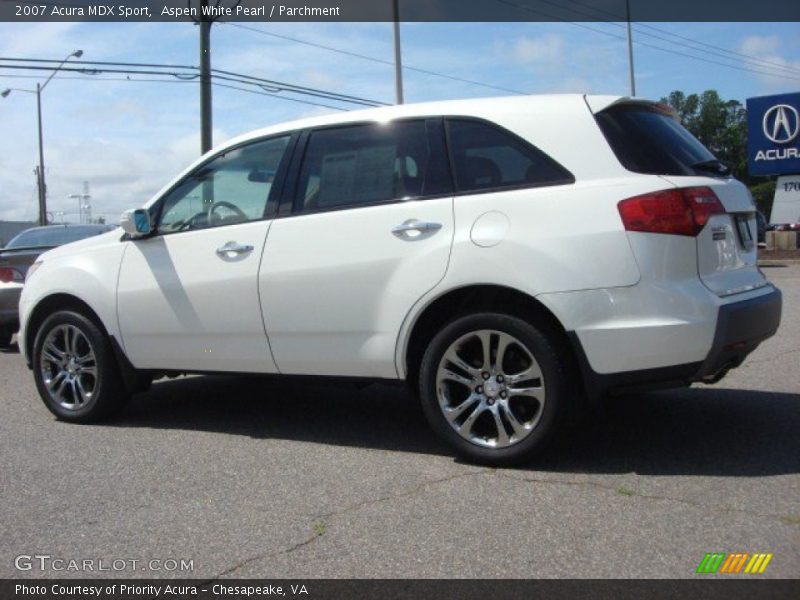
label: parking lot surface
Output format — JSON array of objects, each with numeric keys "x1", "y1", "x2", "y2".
[{"x1": 1, "y1": 266, "x2": 798, "y2": 579}]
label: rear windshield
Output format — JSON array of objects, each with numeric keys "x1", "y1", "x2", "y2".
[
  {"x1": 5, "y1": 225, "x2": 111, "y2": 249},
  {"x1": 595, "y1": 105, "x2": 722, "y2": 177}
]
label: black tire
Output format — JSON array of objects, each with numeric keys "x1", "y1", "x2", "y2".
[
  {"x1": 419, "y1": 312, "x2": 571, "y2": 466},
  {"x1": 32, "y1": 310, "x2": 129, "y2": 422},
  {"x1": 0, "y1": 325, "x2": 12, "y2": 349}
]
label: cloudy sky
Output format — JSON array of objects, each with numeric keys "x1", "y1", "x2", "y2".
[{"x1": 0, "y1": 20, "x2": 799, "y2": 223}]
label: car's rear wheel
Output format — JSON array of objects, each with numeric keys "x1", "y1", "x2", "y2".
[
  {"x1": 32, "y1": 311, "x2": 128, "y2": 422},
  {"x1": 419, "y1": 313, "x2": 569, "y2": 465}
]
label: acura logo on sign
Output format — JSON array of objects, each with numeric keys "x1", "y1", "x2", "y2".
[{"x1": 762, "y1": 104, "x2": 799, "y2": 144}]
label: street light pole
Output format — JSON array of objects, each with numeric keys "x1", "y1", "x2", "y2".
[
  {"x1": 392, "y1": 0, "x2": 404, "y2": 105},
  {"x1": 626, "y1": 0, "x2": 636, "y2": 97},
  {"x1": 2, "y1": 49, "x2": 83, "y2": 226}
]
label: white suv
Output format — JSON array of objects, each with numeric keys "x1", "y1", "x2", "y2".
[{"x1": 19, "y1": 95, "x2": 782, "y2": 464}]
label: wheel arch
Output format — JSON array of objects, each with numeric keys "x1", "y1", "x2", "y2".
[
  {"x1": 402, "y1": 284, "x2": 581, "y2": 393},
  {"x1": 25, "y1": 293, "x2": 109, "y2": 364},
  {"x1": 25, "y1": 292, "x2": 149, "y2": 394}
]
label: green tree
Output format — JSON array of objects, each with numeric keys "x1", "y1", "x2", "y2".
[
  {"x1": 660, "y1": 90, "x2": 749, "y2": 181},
  {"x1": 660, "y1": 89, "x2": 774, "y2": 213}
]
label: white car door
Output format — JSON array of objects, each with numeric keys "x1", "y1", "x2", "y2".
[
  {"x1": 117, "y1": 134, "x2": 294, "y2": 373},
  {"x1": 260, "y1": 119, "x2": 454, "y2": 378}
]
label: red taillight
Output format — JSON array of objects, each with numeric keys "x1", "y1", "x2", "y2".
[
  {"x1": 617, "y1": 186, "x2": 725, "y2": 237},
  {"x1": 0, "y1": 267, "x2": 23, "y2": 283}
]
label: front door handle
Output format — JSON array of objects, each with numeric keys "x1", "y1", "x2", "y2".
[
  {"x1": 216, "y1": 241, "x2": 254, "y2": 257},
  {"x1": 392, "y1": 219, "x2": 443, "y2": 239}
]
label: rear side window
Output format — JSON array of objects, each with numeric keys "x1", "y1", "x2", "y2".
[
  {"x1": 446, "y1": 119, "x2": 573, "y2": 193},
  {"x1": 595, "y1": 105, "x2": 722, "y2": 176},
  {"x1": 296, "y1": 120, "x2": 451, "y2": 212}
]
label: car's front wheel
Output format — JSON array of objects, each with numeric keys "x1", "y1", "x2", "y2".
[
  {"x1": 32, "y1": 311, "x2": 128, "y2": 422},
  {"x1": 419, "y1": 313, "x2": 570, "y2": 465}
]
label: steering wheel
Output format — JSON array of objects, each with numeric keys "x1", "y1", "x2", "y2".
[{"x1": 208, "y1": 201, "x2": 248, "y2": 222}]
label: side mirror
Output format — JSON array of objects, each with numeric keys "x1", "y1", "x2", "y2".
[{"x1": 120, "y1": 209, "x2": 152, "y2": 238}]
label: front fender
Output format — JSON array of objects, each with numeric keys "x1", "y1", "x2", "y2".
[{"x1": 20, "y1": 242, "x2": 128, "y2": 364}]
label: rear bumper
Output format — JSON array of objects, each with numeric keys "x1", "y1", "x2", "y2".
[
  {"x1": 569, "y1": 285, "x2": 782, "y2": 400},
  {"x1": 694, "y1": 286, "x2": 782, "y2": 381},
  {"x1": 0, "y1": 285, "x2": 22, "y2": 328}
]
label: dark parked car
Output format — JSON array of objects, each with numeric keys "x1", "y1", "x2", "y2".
[{"x1": 0, "y1": 224, "x2": 113, "y2": 347}]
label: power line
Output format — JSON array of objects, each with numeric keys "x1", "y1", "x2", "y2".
[
  {"x1": 0, "y1": 70, "x2": 352, "y2": 111},
  {"x1": 550, "y1": 0, "x2": 800, "y2": 77},
  {"x1": 211, "y1": 82, "x2": 346, "y2": 111},
  {"x1": 0, "y1": 69, "x2": 360, "y2": 112},
  {"x1": 0, "y1": 73, "x2": 196, "y2": 84},
  {"x1": 494, "y1": 0, "x2": 800, "y2": 84},
  {"x1": 0, "y1": 72, "x2": 349, "y2": 110},
  {"x1": 0, "y1": 56, "x2": 386, "y2": 105},
  {"x1": 634, "y1": 22, "x2": 800, "y2": 77},
  {"x1": 221, "y1": 22, "x2": 529, "y2": 96},
  {"x1": 0, "y1": 57, "x2": 388, "y2": 107}
]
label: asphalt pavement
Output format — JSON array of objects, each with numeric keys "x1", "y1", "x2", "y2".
[{"x1": 1, "y1": 266, "x2": 798, "y2": 579}]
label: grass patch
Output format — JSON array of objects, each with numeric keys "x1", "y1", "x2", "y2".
[
  {"x1": 616, "y1": 486, "x2": 636, "y2": 497},
  {"x1": 312, "y1": 520, "x2": 326, "y2": 536}
]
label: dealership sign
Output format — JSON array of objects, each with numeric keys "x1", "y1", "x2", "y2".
[
  {"x1": 770, "y1": 175, "x2": 800, "y2": 225},
  {"x1": 747, "y1": 92, "x2": 800, "y2": 176}
]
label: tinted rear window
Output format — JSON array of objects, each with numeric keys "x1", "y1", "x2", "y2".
[
  {"x1": 6, "y1": 226, "x2": 111, "y2": 249},
  {"x1": 296, "y1": 120, "x2": 451, "y2": 212},
  {"x1": 595, "y1": 105, "x2": 720, "y2": 176},
  {"x1": 446, "y1": 119, "x2": 574, "y2": 193}
]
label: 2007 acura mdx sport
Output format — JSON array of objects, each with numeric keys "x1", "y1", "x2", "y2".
[{"x1": 19, "y1": 95, "x2": 782, "y2": 465}]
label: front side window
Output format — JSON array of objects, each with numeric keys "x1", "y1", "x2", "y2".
[
  {"x1": 156, "y1": 135, "x2": 290, "y2": 233},
  {"x1": 446, "y1": 119, "x2": 574, "y2": 193},
  {"x1": 296, "y1": 120, "x2": 451, "y2": 212}
]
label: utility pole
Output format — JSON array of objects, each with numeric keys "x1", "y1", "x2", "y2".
[
  {"x1": 199, "y1": 0, "x2": 213, "y2": 154},
  {"x1": 3, "y1": 50, "x2": 83, "y2": 226},
  {"x1": 392, "y1": 0, "x2": 404, "y2": 104},
  {"x1": 35, "y1": 83, "x2": 47, "y2": 225},
  {"x1": 626, "y1": 0, "x2": 636, "y2": 97},
  {"x1": 33, "y1": 167, "x2": 42, "y2": 223}
]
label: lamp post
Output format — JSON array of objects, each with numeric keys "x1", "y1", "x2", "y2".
[
  {"x1": 625, "y1": 0, "x2": 636, "y2": 97},
  {"x1": 68, "y1": 182, "x2": 91, "y2": 225},
  {"x1": 2, "y1": 49, "x2": 84, "y2": 226},
  {"x1": 392, "y1": 0, "x2": 404, "y2": 104}
]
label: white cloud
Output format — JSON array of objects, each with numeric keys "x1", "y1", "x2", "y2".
[
  {"x1": 505, "y1": 34, "x2": 565, "y2": 65},
  {"x1": 739, "y1": 35, "x2": 780, "y2": 57},
  {"x1": 737, "y1": 35, "x2": 800, "y2": 91}
]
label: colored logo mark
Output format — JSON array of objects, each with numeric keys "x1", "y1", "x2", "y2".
[{"x1": 696, "y1": 552, "x2": 773, "y2": 574}]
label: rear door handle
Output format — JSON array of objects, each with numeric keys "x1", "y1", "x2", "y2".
[
  {"x1": 392, "y1": 219, "x2": 443, "y2": 238},
  {"x1": 216, "y1": 241, "x2": 254, "y2": 256}
]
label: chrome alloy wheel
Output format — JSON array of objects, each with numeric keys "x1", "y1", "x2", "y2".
[
  {"x1": 435, "y1": 329, "x2": 546, "y2": 448},
  {"x1": 39, "y1": 324, "x2": 98, "y2": 410}
]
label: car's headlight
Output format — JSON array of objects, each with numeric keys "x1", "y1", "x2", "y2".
[{"x1": 25, "y1": 260, "x2": 43, "y2": 281}]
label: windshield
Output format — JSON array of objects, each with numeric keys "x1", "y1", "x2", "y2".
[
  {"x1": 5, "y1": 225, "x2": 111, "y2": 249},
  {"x1": 595, "y1": 105, "x2": 724, "y2": 177}
]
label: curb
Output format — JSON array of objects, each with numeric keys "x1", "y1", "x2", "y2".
[{"x1": 758, "y1": 259, "x2": 800, "y2": 265}]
